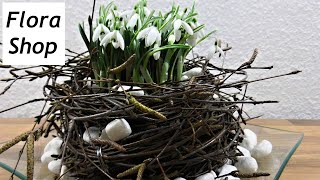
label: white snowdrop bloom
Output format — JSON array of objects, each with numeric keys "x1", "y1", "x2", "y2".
[
  {"x1": 120, "y1": 10, "x2": 135, "y2": 22},
  {"x1": 127, "y1": 13, "x2": 140, "y2": 30},
  {"x1": 182, "y1": 67, "x2": 203, "y2": 78},
  {"x1": 93, "y1": 24, "x2": 110, "y2": 42},
  {"x1": 83, "y1": 126, "x2": 100, "y2": 143},
  {"x1": 112, "y1": 85, "x2": 145, "y2": 96},
  {"x1": 207, "y1": 44, "x2": 225, "y2": 60},
  {"x1": 100, "y1": 30, "x2": 125, "y2": 50},
  {"x1": 195, "y1": 171, "x2": 217, "y2": 180},
  {"x1": 173, "y1": 19, "x2": 194, "y2": 42},
  {"x1": 48, "y1": 159, "x2": 62, "y2": 174},
  {"x1": 217, "y1": 164, "x2": 239, "y2": 180},
  {"x1": 153, "y1": 44, "x2": 161, "y2": 60},
  {"x1": 137, "y1": 26, "x2": 161, "y2": 47},
  {"x1": 168, "y1": 34, "x2": 175, "y2": 45},
  {"x1": 144, "y1": 7, "x2": 151, "y2": 17},
  {"x1": 106, "y1": 10, "x2": 119, "y2": 22},
  {"x1": 237, "y1": 146, "x2": 251, "y2": 157},
  {"x1": 251, "y1": 140, "x2": 273, "y2": 159},
  {"x1": 101, "y1": 118, "x2": 132, "y2": 141},
  {"x1": 235, "y1": 156, "x2": 258, "y2": 173},
  {"x1": 44, "y1": 137, "x2": 63, "y2": 153},
  {"x1": 240, "y1": 129, "x2": 257, "y2": 151},
  {"x1": 146, "y1": 27, "x2": 161, "y2": 47}
]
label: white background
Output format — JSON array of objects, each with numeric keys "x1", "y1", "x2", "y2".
[{"x1": 0, "y1": 0, "x2": 319, "y2": 119}]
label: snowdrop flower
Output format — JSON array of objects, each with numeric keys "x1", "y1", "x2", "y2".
[
  {"x1": 153, "y1": 44, "x2": 161, "y2": 60},
  {"x1": 207, "y1": 43, "x2": 225, "y2": 60},
  {"x1": 106, "y1": 10, "x2": 119, "y2": 22},
  {"x1": 100, "y1": 30, "x2": 125, "y2": 50},
  {"x1": 187, "y1": 22, "x2": 204, "y2": 46},
  {"x1": 120, "y1": 10, "x2": 135, "y2": 22},
  {"x1": 144, "y1": 7, "x2": 151, "y2": 17},
  {"x1": 93, "y1": 24, "x2": 110, "y2": 42},
  {"x1": 173, "y1": 19, "x2": 194, "y2": 42},
  {"x1": 137, "y1": 26, "x2": 161, "y2": 47},
  {"x1": 168, "y1": 34, "x2": 175, "y2": 45},
  {"x1": 127, "y1": 13, "x2": 140, "y2": 30}
]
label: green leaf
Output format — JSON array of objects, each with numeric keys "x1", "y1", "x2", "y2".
[{"x1": 78, "y1": 23, "x2": 90, "y2": 50}]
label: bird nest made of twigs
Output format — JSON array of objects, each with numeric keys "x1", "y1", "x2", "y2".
[{"x1": 0, "y1": 48, "x2": 300, "y2": 180}]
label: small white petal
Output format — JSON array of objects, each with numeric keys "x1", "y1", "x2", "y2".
[
  {"x1": 182, "y1": 67, "x2": 203, "y2": 78},
  {"x1": 101, "y1": 24, "x2": 110, "y2": 34},
  {"x1": 44, "y1": 137, "x2": 62, "y2": 153},
  {"x1": 174, "y1": 29, "x2": 181, "y2": 42},
  {"x1": 137, "y1": 27, "x2": 151, "y2": 40},
  {"x1": 156, "y1": 32, "x2": 162, "y2": 45},
  {"x1": 100, "y1": 31, "x2": 115, "y2": 47},
  {"x1": 144, "y1": 7, "x2": 151, "y2": 17},
  {"x1": 174, "y1": 19, "x2": 182, "y2": 31},
  {"x1": 93, "y1": 24, "x2": 102, "y2": 42},
  {"x1": 168, "y1": 34, "x2": 175, "y2": 44},
  {"x1": 116, "y1": 31, "x2": 125, "y2": 50},
  {"x1": 146, "y1": 27, "x2": 158, "y2": 47},
  {"x1": 120, "y1": 10, "x2": 134, "y2": 18},
  {"x1": 112, "y1": 41, "x2": 120, "y2": 49},
  {"x1": 181, "y1": 21, "x2": 194, "y2": 35},
  {"x1": 153, "y1": 44, "x2": 161, "y2": 60},
  {"x1": 217, "y1": 46, "x2": 225, "y2": 58},
  {"x1": 127, "y1": 13, "x2": 139, "y2": 29}
]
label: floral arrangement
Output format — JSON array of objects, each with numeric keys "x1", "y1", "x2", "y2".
[
  {"x1": 0, "y1": 0, "x2": 301, "y2": 179},
  {"x1": 78, "y1": 0, "x2": 218, "y2": 85}
]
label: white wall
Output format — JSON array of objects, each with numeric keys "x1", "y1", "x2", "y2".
[{"x1": 0, "y1": 0, "x2": 319, "y2": 119}]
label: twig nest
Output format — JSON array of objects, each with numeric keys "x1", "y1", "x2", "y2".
[
  {"x1": 48, "y1": 159, "x2": 62, "y2": 174},
  {"x1": 195, "y1": 171, "x2": 217, "y2": 180},
  {"x1": 112, "y1": 85, "x2": 145, "y2": 96},
  {"x1": 235, "y1": 156, "x2": 258, "y2": 173},
  {"x1": 43, "y1": 137, "x2": 63, "y2": 153},
  {"x1": 83, "y1": 126, "x2": 100, "y2": 143},
  {"x1": 240, "y1": 129, "x2": 257, "y2": 151},
  {"x1": 251, "y1": 140, "x2": 273, "y2": 159},
  {"x1": 100, "y1": 118, "x2": 132, "y2": 141},
  {"x1": 217, "y1": 165, "x2": 239, "y2": 180},
  {"x1": 182, "y1": 67, "x2": 203, "y2": 78},
  {"x1": 237, "y1": 145, "x2": 251, "y2": 157}
]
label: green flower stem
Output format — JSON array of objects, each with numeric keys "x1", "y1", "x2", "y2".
[
  {"x1": 176, "y1": 55, "x2": 184, "y2": 81},
  {"x1": 140, "y1": 66, "x2": 154, "y2": 83},
  {"x1": 160, "y1": 49, "x2": 175, "y2": 83}
]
